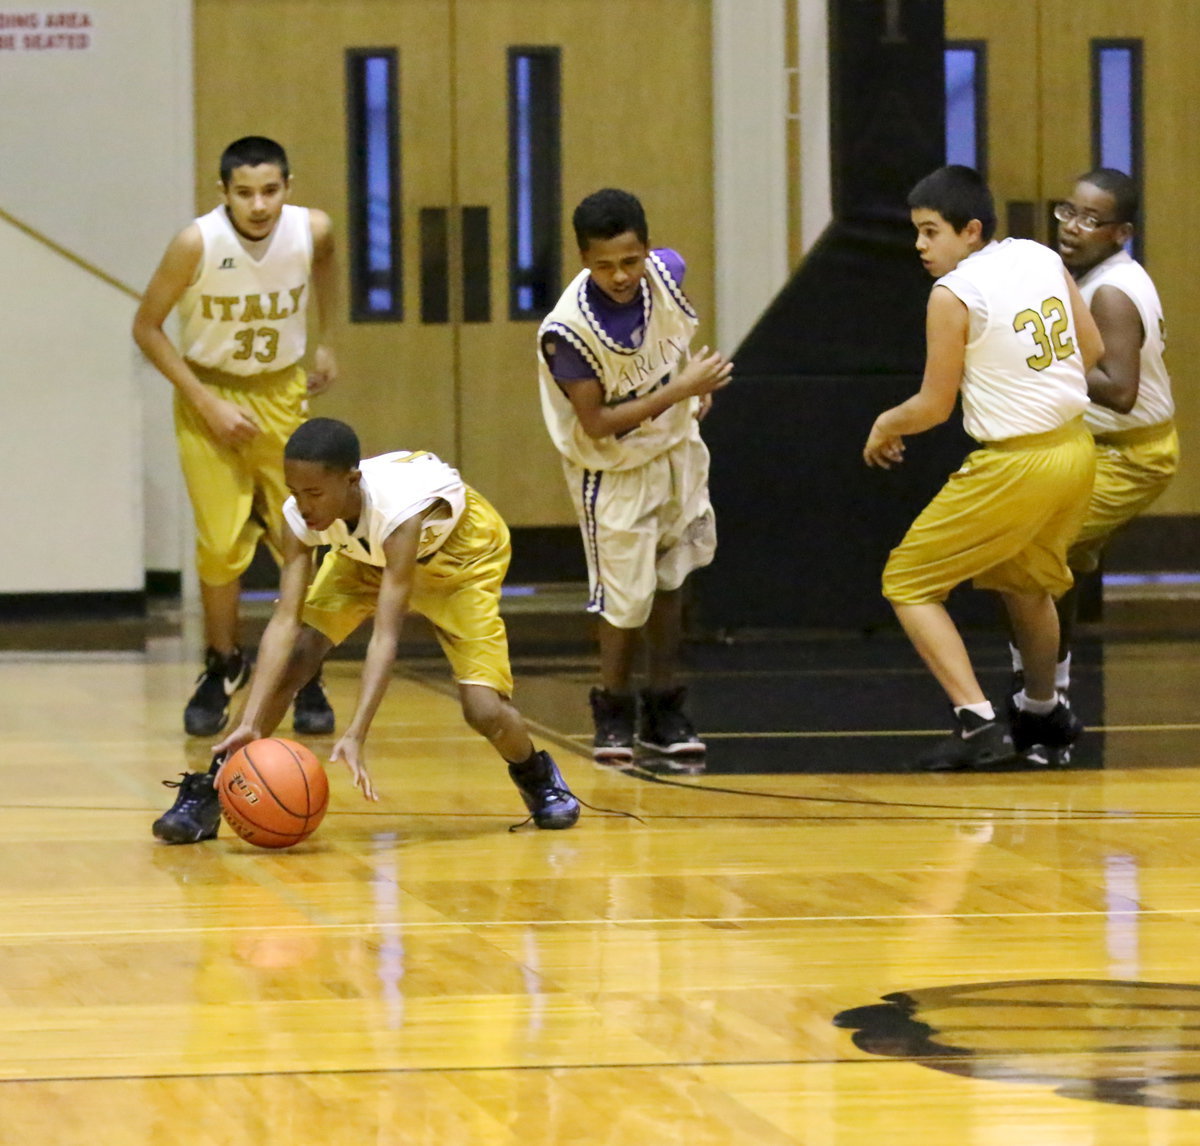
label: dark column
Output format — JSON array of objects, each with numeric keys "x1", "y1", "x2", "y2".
[{"x1": 698, "y1": 0, "x2": 990, "y2": 631}]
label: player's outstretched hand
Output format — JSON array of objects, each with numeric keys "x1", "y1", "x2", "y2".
[
  {"x1": 307, "y1": 345, "x2": 338, "y2": 396},
  {"x1": 213, "y1": 723, "x2": 260, "y2": 759},
  {"x1": 677, "y1": 346, "x2": 734, "y2": 398},
  {"x1": 331, "y1": 733, "x2": 378, "y2": 801},
  {"x1": 863, "y1": 419, "x2": 906, "y2": 469},
  {"x1": 203, "y1": 395, "x2": 261, "y2": 448}
]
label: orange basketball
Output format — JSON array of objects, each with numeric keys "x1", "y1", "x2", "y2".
[{"x1": 216, "y1": 737, "x2": 329, "y2": 849}]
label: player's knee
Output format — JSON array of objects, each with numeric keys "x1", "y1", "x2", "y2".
[
  {"x1": 196, "y1": 550, "x2": 240, "y2": 586},
  {"x1": 282, "y1": 628, "x2": 332, "y2": 687},
  {"x1": 195, "y1": 542, "x2": 253, "y2": 586},
  {"x1": 460, "y1": 687, "x2": 505, "y2": 739}
]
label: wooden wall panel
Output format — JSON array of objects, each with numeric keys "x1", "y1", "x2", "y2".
[
  {"x1": 194, "y1": 0, "x2": 713, "y2": 526},
  {"x1": 945, "y1": 0, "x2": 1041, "y2": 237},
  {"x1": 193, "y1": 0, "x2": 457, "y2": 463},
  {"x1": 454, "y1": 0, "x2": 714, "y2": 525},
  {"x1": 947, "y1": 0, "x2": 1199, "y2": 515}
]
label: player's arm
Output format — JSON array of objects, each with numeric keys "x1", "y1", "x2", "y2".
[
  {"x1": 1082, "y1": 284, "x2": 1141, "y2": 413},
  {"x1": 563, "y1": 346, "x2": 733, "y2": 439},
  {"x1": 213, "y1": 528, "x2": 314, "y2": 754},
  {"x1": 331, "y1": 514, "x2": 423, "y2": 800},
  {"x1": 306, "y1": 209, "x2": 339, "y2": 396},
  {"x1": 1065, "y1": 271, "x2": 1105, "y2": 374},
  {"x1": 864, "y1": 286, "x2": 966, "y2": 468},
  {"x1": 132, "y1": 225, "x2": 261, "y2": 448}
]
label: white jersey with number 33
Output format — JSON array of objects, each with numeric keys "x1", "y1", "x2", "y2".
[{"x1": 178, "y1": 204, "x2": 313, "y2": 376}]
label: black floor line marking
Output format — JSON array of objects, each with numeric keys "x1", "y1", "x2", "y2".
[
  {"x1": 398, "y1": 670, "x2": 1200, "y2": 822},
  {"x1": 623, "y1": 767, "x2": 1200, "y2": 820},
  {"x1": 0, "y1": 1048, "x2": 1169, "y2": 1088}
]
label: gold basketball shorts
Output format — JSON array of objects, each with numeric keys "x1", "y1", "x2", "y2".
[
  {"x1": 565, "y1": 434, "x2": 716, "y2": 629},
  {"x1": 1068, "y1": 421, "x2": 1178, "y2": 573},
  {"x1": 883, "y1": 418, "x2": 1096, "y2": 605},
  {"x1": 301, "y1": 487, "x2": 515, "y2": 696},
  {"x1": 174, "y1": 361, "x2": 308, "y2": 585}
]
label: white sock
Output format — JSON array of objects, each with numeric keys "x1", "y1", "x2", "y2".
[
  {"x1": 1009, "y1": 643, "x2": 1024, "y2": 672},
  {"x1": 1055, "y1": 654, "x2": 1071, "y2": 692},
  {"x1": 954, "y1": 701, "x2": 995, "y2": 723},
  {"x1": 1016, "y1": 689, "x2": 1057, "y2": 715}
]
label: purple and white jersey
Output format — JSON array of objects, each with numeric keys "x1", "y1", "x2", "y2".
[
  {"x1": 537, "y1": 249, "x2": 700, "y2": 472},
  {"x1": 543, "y1": 249, "x2": 687, "y2": 380}
]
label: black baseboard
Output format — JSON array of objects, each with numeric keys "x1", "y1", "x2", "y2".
[
  {"x1": 508, "y1": 526, "x2": 586, "y2": 583},
  {"x1": 0, "y1": 591, "x2": 146, "y2": 620},
  {"x1": 145, "y1": 570, "x2": 182, "y2": 596},
  {"x1": 1105, "y1": 514, "x2": 1200, "y2": 571}
]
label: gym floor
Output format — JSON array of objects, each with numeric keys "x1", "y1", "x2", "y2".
[{"x1": 3, "y1": 586, "x2": 1200, "y2": 1142}]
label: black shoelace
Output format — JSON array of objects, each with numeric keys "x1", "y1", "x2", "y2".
[{"x1": 508, "y1": 789, "x2": 644, "y2": 832}]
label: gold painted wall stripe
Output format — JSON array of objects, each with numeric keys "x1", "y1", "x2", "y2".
[{"x1": 0, "y1": 204, "x2": 142, "y2": 301}]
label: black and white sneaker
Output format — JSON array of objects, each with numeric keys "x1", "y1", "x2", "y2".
[
  {"x1": 589, "y1": 687, "x2": 636, "y2": 764},
  {"x1": 1009, "y1": 697, "x2": 1082, "y2": 755},
  {"x1": 153, "y1": 770, "x2": 221, "y2": 844},
  {"x1": 1024, "y1": 743, "x2": 1074, "y2": 767},
  {"x1": 913, "y1": 709, "x2": 1017, "y2": 772},
  {"x1": 293, "y1": 673, "x2": 335, "y2": 735},
  {"x1": 183, "y1": 647, "x2": 249, "y2": 736},
  {"x1": 637, "y1": 686, "x2": 705, "y2": 756}
]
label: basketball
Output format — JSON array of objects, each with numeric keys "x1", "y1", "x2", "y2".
[{"x1": 216, "y1": 738, "x2": 329, "y2": 849}]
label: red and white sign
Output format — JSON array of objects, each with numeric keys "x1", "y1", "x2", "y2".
[{"x1": 0, "y1": 10, "x2": 93, "y2": 52}]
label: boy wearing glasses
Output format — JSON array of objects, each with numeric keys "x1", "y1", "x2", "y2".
[
  {"x1": 864, "y1": 166, "x2": 1104, "y2": 771},
  {"x1": 1011, "y1": 169, "x2": 1177, "y2": 761}
]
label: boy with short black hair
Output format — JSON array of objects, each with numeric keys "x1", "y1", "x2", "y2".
[
  {"x1": 864, "y1": 165, "x2": 1104, "y2": 771},
  {"x1": 538, "y1": 188, "x2": 732, "y2": 764},
  {"x1": 134, "y1": 136, "x2": 338, "y2": 739},
  {"x1": 152, "y1": 418, "x2": 580, "y2": 843}
]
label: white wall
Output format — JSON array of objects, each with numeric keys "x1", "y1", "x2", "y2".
[
  {"x1": 0, "y1": 0, "x2": 193, "y2": 589},
  {"x1": 0, "y1": 220, "x2": 141, "y2": 591},
  {"x1": 797, "y1": 0, "x2": 832, "y2": 253},
  {"x1": 712, "y1": 0, "x2": 790, "y2": 353},
  {"x1": 712, "y1": 0, "x2": 831, "y2": 353}
]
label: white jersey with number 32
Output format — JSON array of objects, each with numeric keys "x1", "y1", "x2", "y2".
[
  {"x1": 936, "y1": 238, "x2": 1089, "y2": 442},
  {"x1": 1077, "y1": 249, "x2": 1173, "y2": 433}
]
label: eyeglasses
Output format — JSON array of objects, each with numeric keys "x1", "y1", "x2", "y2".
[{"x1": 1053, "y1": 202, "x2": 1121, "y2": 232}]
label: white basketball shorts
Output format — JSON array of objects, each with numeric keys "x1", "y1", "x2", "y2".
[{"x1": 565, "y1": 434, "x2": 717, "y2": 629}]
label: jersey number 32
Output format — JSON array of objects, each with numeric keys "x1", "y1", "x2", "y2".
[{"x1": 1012, "y1": 296, "x2": 1074, "y2": 371}]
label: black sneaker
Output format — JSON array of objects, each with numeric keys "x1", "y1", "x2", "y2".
[
  {"x1": 508, "y1": 751, "x2": 581, "y2": 830},
  {"x1": 293, "y1": 673, "x2": 335, "y2": 735},
  {"x1": 913, "y1": 709, "x2": 1017, "y2": 772},
  {"x1": 153, "y1": 771, "x2": 221, "y2": 844},
  {"x1": 1024, "y1": 743, "x2": 1074, "y2": 767},
  {"x1": 637, "y1": 686, "x2": 705, "y2": 756},
  {"x1": 1009, "y1": 697, "x2": 1082, "y2": 753},
  {"x1": 589, "y1": 687, "x2": 635, "y2": 764},
  {"x1": 184, "y1": 647, "x2": 249, "y2": 736}
]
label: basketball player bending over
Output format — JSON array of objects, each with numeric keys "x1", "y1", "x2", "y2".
[
  {"x1": 153, "y1": 418, "x2": 580, "y2": 842},
  {"x1": 864, "y1": 165, "x2": 1104, "y2": 771}
]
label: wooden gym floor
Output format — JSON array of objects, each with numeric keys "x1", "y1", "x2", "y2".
[{"x1": 4, "y1": 593, "x2": 1200, "y2": 1143}]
